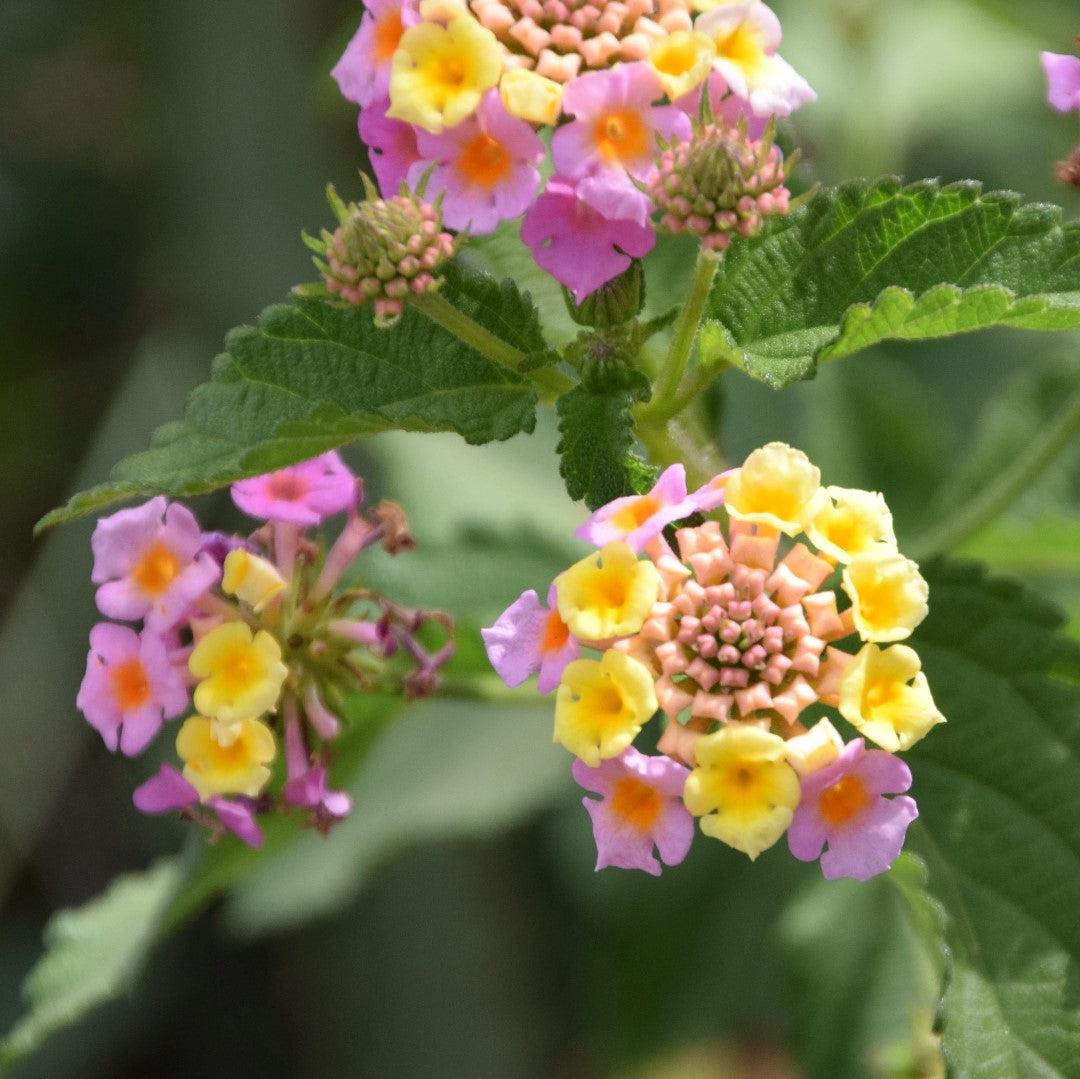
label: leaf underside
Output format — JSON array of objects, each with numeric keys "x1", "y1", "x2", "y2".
[
  {"x1": 38, "y1": 266, "x2": 544, "y2": 531},
  {"x1": 704, "y1": 177, "x2": 1080, "y2": 387},
  {"x1": 556, "y1": 386, "x2": 641, "y2": 510}
]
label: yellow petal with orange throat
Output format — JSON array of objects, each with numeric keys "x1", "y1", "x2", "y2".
[
  {"x1": 842, "y1": 551, "x2": 929, "y2": 643},
  {"x1": 190, "y1": 621, "x2": 288, "y2": 725},
  {"x1": 683, "y1": 725, "x2": 800, "y2": 859},
  {"x1": 554, "y1": 650, "x2": 658, "y2": 766},
  {"x1": 649, "y1": 31, "x2": 716, "y2": 101},
  {"x1": 806, "y1": 486, "x2": 896, "y2": 563},
  {"x1": 177, "y1": 715, "x2": 276, "y2": 801},
  {"x1": 839, "y1": 643, "x2": 944, "y2": 752},
  {"x1": 724, "y1": 442, "x2": 823, "y2": 535},
  {"x1": 556, "y1": 541, "x2": 661, "y2": 641}
]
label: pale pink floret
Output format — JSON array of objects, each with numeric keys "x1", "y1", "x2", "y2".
[
  {"x1": 482, "y1": 585, "x2": 580, "y2": 693},
  {"x1": 576, "y1": 464, "x2": 698, "y2": 552},
  {"x1": 408, "y1": 90, "x2": 544, "y2": 234},
  {"x1": 573, "y1": 747, "x2": 694, "y2": 875},
  {"x1": 521, "y1": 176, "x2": 655, "y2": 301},
  {"x1": 787, "y1": 738, "x2": 918, "y2": 881},
  {"x1": 687, "y1": 469, "x2": 736, "y2": 513},
  {"x1": 77, "y1": 623, "x2": 189, "y2": 756},
  {"x1": 360, "y1": 98, "x2": 423, "y2": 195},
  {"x1": 91, "y1": 498, "x2": 220, "y2": 633},
  {"x1": 231, "y1": 452, "x2": 358, "y2": 526},
  {"x1": 282, "y1": 716, "x2": 353, "y2": 824},
  {"x1": 133, "y1": 765, "x2": 263, "y2": 846},
  {"x1": 332, "y1": 0, "x2": 417, "y2": 108},
  {"x1": 1041, "y1": 51, "x2": 1080, "y2": 113},
  {"x1": 552, "y1": 63, "x2": 690, "y2": 224}
]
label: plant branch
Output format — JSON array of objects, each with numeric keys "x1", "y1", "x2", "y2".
[
  {"x1": 909, "y1": 385, "x2": 1080, "y2": 561},
  {"x1": 410, "y1": 290, "x2": 574, "y2": 400}
]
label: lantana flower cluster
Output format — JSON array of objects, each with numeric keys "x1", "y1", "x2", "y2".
[
  {"x1": 484, "y1": 444, "x2": 945, "y2": 879},
  {"x1": 331, "y1": 0, "x2": 813, "y2": 303},
  {"x1": 77, "y1": 453, "x2": 453, "y2": 847}
]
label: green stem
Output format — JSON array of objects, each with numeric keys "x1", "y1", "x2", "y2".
[
  {"x1": 635, "y1": 412, "x2": 723, "y2": 488},
  {"x1": 410, "y1": 290, "x2": 574, "y2": 400},
  {"x1": 909, "y1": 386, "x2": 1080, "y2": 561},
  {"x1": 438, "y1": 675, "x2": 543, "y2": 704},
  {"x1": 652, "y1": 248, "x2": 722, "y2": 413}
]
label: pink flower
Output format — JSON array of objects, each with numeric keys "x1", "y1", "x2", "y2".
[
  {"x1": 91, "y1": 498, "x2": 220, "y2": 632},
  {"x1": 77, "y1": 623, "x2": 189, "y2": 755},
  {"x1": 133, "y1": 765, "x2": 264, "y2": 847},
  {"x1": 788, "y1": 739, "x2": 918, "y2": 881},
  {"x1": 482, "y1": 585, "x2": 579, "y2": 694},
  {"x1": 521, "y1": 177, "x2": 655, "y2": 302},
  {"x1": 552, "y1": 63, "x2": 690, "y2": 225},
  {"x1": 573, "y1": 747, "x2": 694, "y2": 875},
  {"x1": 332, "y1": 0, "x2": 417, "y2": 108},
  {"x1": 576, "y1": 465, "x2": 699, "y2": 552},
  {"x1": 282, "y1": 716, "x2": 352, "y2": 825},
  {"x1": 1042, "y1": 51, "x2": 1080, "y2": 113},
  {"x1": 686, "y1": 468, "x2": 737, "y2": 514},
  {"x1": 359, "y1": 98, "x2": 422, "y2": 195},
  {"x1": 407, "y1": 90, "x2": 543, "y2": 234},
  {"x1": 231, "y1": 452, "x2": 358, "y2": 526}
]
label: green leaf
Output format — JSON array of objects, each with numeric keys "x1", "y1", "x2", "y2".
[
  {"x1": 704, "y1": 178, "x2": 1080, "y2": 388},
  {"x1": 0, "y1": 859, "x2": 184, "y2": 1068},
  {"x1": 40, "y1": 269, "x2": 544, "y2": 531},
  {"x1": 556, "y1": 385, "x2": 642, "y2": 509},
  {"x1": 904, "y1": 560, "x2": 1080, "y2": 1077}
]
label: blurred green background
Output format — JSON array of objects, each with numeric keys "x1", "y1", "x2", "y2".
[{"x1": 1, "y1": 1, "x2": 1078, "y2": 1076}]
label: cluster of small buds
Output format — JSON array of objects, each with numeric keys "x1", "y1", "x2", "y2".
[
  {"x1": 484, "y1": 443, "x2": 945, "y2": 880},
  {"x1": 331, "y1": 0, "x2": 815, "y2": 303},
  {"x1": 648, "y1": 118, "x2": 791, "y2": 250},
  {"x1": 77, "y1": 452, "x2": 454, "y2": 847},
  {"x1": 1041, "y1": 44, "x2": 1080, "y2": 189},
  {"x1": 306, "y1": 180, "x2": 456, "y2": 327}
]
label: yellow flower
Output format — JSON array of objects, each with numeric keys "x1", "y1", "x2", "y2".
[
  {"x1": 724, "y1": 442, "x2": 823, "y2": 535},
  {"x1": 554, "y1": 650, "x2": 658, "y2": 765},
  {"x1": 556, "y1": 541, "x2": 660, "y2": 641},
  {"x1": 839, "y1": 644, "x2": 945, "y2": 752},
  {"x1": 222, "y1": 549, "x2": 287, "y2": 613},
  {"x1": 176, "y1": 715, "x2": 276, "y2": 801},
  {"x1": 190, "y1": 621, "x2": 288, "y2": 726},
  {"x1": 388, "y1": 16, "x2": 502, "y2": 133},
  {"x1": 806, "y1": 486, "x2": 897, "y2": 563},
  {"x1": 784, "y1": 717, "x2": 844, "y2": 776},
  {"x1": 843, "y1": 551, "x2": 929, "y2": 643},
  {"x1": 649, "y1": 31, "x2": 716, "y2": 101},
  {"x1": 499, "y1": 69, "x2": 563, "y2": 126},
  {"x1": 684, "y1": 724, "x2": 800, "y2": 859}
]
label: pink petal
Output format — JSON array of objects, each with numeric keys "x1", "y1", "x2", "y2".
[
  {"x1": 1042, "y1": 52, "x2": 1080, "y2": 113},
  {"x1": 133, "y1": 764, "x2": 198, "y2": 813}
]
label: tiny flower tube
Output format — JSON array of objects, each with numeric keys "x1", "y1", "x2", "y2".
[
  {"x1": 230, "y1": 451, "x2": 358, "y2": 526},
  {"x1": 555, "y1": 541, "x2": 662, "y2": 641},
  {"x1": 842, "y1": 551, "x2": 929, "y2": 643},
  {"x1": 91, "y1": 497, "x2": 220, "y2": 632},
  {"x1": 1041, "y1": 51, "x2": 1080, "y2": 114},
  {"x1": 481, "y1": 585, "x2": 579, "y2": 693},
  {"x1": 176, "y1": 715, "x2": 277, "y2": 801},
  {"x1": 805, "y1": 486, "x2": 897, "y2": 564},
  {"x1": 77, "y1": 623, "x2": 189, "y2": 756},
  {"x1": 575, "y1": 464, "x2": 699, "y2": 552},
  {"x1": 408, "y1": 88, "x2": 544, "y2": 234},
  {"x1": 683, "y1": 724, "x2": 800, "y2": 859},
  {"x1": 282, "y1": 713, "x2": 353, "y2": 821},
  {"x1": 573, "y1": 747, "x2": 694, "y2": 875},
  {"x1": 304, "y1": 683, "x2": 344, "y2": 741},
  {"x1": 788, "y1": 738, "x2": 918, "y2": 880},
  {"x1": 722, "y1": 442, "x2": 824, "y2": 535},
  {"x1": 520, "y1": 177, "x2": 656, "y2": 301},
  {"x1": 189, "y1": 621, "x2": 289, "y2": 727},
  {"x1": 387, "y1": 15, "x2": 503, "y2": 133},
  {"x1": 839, "y1": 644, "x2": 945, "y2": 752},
  {"x1": 222, "y1": 549, "x2": 287, "y2": 613},
  {"x1": 555, "y1": 650, "x2": 658, "y2": 766}
]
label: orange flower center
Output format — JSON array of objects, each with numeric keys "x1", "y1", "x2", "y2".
[
  {"x1": 267, "y1": 473, "x2": 308, "y2": 502},
  {"x1": 818, "y1": 775, "x2": 872, "y2": 827},
  {"x1": 217, "y1": 648, "x2": 259, "y2": 695},
  {"x1": 612, "y1": 495, "x2": 661, "y2": 532},
  {"x1": 456, "y1": 133, "x2": 511, "y2": 188},
  {"x1": 374, "y1": 11, "x2": 405, "y2": 62},
  {"x1": 110, "y1": 658, "x2": 151, "y2": 711},
  {"x1": 432, "y1": 54, "x2": 467, "y2": 90},
  {"x1": 610, "y1": 776, "x2": 663, "y2": 832},
  {"x1": 132, "y1": 541, "x2": 181, "y2": 597},
  {"x1": 541, "y1": 609, "x2": 570, "y2": 654},
  {"x1": 593, "y1": 108, "x2": 649, "y2": 164}
]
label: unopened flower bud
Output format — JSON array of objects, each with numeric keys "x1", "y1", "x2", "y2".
[{"x1": 222, "y1": 549, "x2": 287, "y2": 613}]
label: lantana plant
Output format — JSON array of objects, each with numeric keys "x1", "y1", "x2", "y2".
[{"x1": 12, "y1": 3, "x2": 1080, "y2": 1073}]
